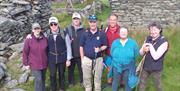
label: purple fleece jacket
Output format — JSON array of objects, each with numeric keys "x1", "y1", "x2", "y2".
[{"x1": 23, "y1": 33, "x2": 48, "y2": 70}]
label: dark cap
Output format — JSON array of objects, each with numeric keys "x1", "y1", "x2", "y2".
[{"x1": 88, "y1": 15, "x2": 97, "y2": 21}]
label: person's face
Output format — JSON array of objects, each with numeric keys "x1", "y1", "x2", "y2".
[
  {"x1": 149, "y1": 26, "x2": 161, "y2": 39},
  {"x1": 109, "y1": 15, "x2": 118, "y2": 28},
  {"x1": 50, "y1": 22, "x2": 58, "y2": 32},
  {"x1": 119, "y1": 28, "x2": 128, "y2": 39},
  {"x1": 72, "y1": 17, "x2": 81, "y2": 26},
  {"x1": 32, "y1": 27, "x2": 41, "y2": 35},
  {"x1": 88, "y1": 21, "x2": 97, "y2": 31}
]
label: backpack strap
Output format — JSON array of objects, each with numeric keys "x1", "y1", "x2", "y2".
[
  {"x1": 105, "y1": 27, "x2": 108, "y2": 33},
  {"x1": 60, "y1": 29, "x2": 65, "y2": 40}
]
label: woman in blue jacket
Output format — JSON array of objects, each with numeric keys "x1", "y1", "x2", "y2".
[{"x1": 110, "y1": 27, "x2": 139, "y2": 91}]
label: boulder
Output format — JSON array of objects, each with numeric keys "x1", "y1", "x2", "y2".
[
  {"x1": 0, "y1": 66, "x2": 5, "y2": 80},
  {"x1": 18, "y1": 71, "x2": 29, "y2": 83},
  {"x1": 10, "y1": 88, "x2": 26, "y2": 91},
  {"x1": 9, "y1": 43, "x2": 24, "y2": 53},
  {"x1": 5, "y1": 79, "x2": 18, "y2": 88},
  {"x1": 0, "y1": 56, "x2": 7, "y2": 63}
]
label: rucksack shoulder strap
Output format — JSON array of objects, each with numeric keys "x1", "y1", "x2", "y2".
[{"x1": 105, "y1": 27, "x2": 108, "y2": 33}]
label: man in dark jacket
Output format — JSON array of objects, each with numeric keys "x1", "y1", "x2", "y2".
[{"x1": 65, "y1": 12, "x2": 84, "y2": 87}]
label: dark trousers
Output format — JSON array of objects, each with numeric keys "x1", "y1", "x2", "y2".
[
  {"x1": 139, "y1": 69, "x2": 162, "y2": 91},
  {"x1": 49, "y1": 62, "x2": 66, "y2": 91},
  {"x1": 112, "y1": 68, "x2": 131, "y2": 91},
  {"x1": 32, "y1": 69, "x2": 46, "y2": 91},
  {"x1": 68, "y1": 57, "x2": 83, "y2": 84}
]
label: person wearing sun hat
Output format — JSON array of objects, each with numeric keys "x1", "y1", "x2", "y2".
[
  {"x1": 23, "y1": 22, "x2": 48, "y2": 91},
  {"x1": 80, "y1": 15, "x2": 107, "y2": 91},
  {"x1": 65, "y1": 12, "x2": 84, "y2": 87}
]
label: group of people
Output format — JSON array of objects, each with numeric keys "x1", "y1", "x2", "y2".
[{"x1": 22, "y1": 12, "x2": 168, "y2": 91}]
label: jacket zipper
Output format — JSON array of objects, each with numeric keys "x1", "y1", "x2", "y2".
[{"x1": 55, "y1": 39, "x2": 58, "y2": 64}]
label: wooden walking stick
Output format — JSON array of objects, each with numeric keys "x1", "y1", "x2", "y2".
[{"x1": 135, "y1": 54, "x2": 146, "y2": 91}]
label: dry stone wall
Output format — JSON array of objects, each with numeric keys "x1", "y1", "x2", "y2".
[{"x1": 110, "y1": 0, "x2": 180, "y2": 28}]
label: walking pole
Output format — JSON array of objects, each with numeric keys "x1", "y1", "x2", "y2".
[
  {"x1": 135, "y1": 54, "x2": 146, "y2": 91},
  {"x1": 91, "y1": 51, "x2": 97, "y2": 91}
]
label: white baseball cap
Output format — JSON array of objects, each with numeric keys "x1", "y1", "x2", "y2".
[
  {"x1": 49, "y1": 17, "x2": 58, "y2": 24},
  {"x1": 72, "y1": 12, "x2": 81, "y2": 19}
]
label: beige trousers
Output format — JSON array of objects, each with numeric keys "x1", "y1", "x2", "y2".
[{"x1": 81, "y1": 56, "x2": 104, "y2": 91}]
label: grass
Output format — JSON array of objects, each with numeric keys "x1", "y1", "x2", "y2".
[
  {"x1": 51, "y1": 0, "x2": 93, "y2": 9},
  {"x1": 2, "y1": 0, "x2": 180, "y2": 91},
  {"x1": 13, "y1": 28, "x2": 180, "y2": 91}
]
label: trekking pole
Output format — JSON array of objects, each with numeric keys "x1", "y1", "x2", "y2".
[{"x1": 135, "y1": 54, "x2": 146, "y2": 91}]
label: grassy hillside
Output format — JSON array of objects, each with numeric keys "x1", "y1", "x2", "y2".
[{"x1": 4, "y1": 0, "x2": 180, "y2": 91}]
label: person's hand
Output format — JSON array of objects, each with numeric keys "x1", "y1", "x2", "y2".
[
  {"x1": 26, "y1": 34, "x2": 32, "y2": 39},
  {"x1": 143, "y1": 43, "x2": 150, "y2": 53},
  {"x1": 24, "y1": 65, "x2": 30, "y2": 70},
  {"x1": 66, "y1": 60, "x2": 71, "y2": 67},
  {"x1": 94, "y1": 47, "x2": 101, "y2": 53}
]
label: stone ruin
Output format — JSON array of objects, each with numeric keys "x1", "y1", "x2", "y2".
[{"x1": 0, "y1": 0, "x2": 51, "y2": 90}]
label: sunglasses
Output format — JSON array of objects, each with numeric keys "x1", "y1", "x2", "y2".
[
  {"x1": 89, "y1": 21, "x2": 97, "y2": 23},
  {"x1": 88, "y1": 15, "x2": 97, "y2": 21},
  {"x1": 34, "y1": 27, "x2": 41, "y2": 30},
  {"x1": 50, "y1": 23, "x2": 58, "y2": 26},
  {"x1": 73, "y1": 17, "x2": 80, "y2": 20}
]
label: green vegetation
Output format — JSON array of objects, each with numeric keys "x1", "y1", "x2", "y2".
[
  {"x1": 3, "y1": 0, "x2": 180, "y2": 91},
  {"x1": 51, "y1": 0, "x2": 93, "y2": 9},
  {"x1": 15, "y1": 26, "x2": 180, "y2": 91}
]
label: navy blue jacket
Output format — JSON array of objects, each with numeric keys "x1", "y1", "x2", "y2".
[
  {"x1": 47, "y1": 29, "x2": 67, "y2": 64},
  {"x1": 143, "y1": 35, "x2": 168, "y2": 71}
]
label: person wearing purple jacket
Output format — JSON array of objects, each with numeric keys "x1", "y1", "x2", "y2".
[{"x1": 23, "y1": 23, "x2": 48, "y2": 91}]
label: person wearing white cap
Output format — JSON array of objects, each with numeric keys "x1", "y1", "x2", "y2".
[
  {"x1": 46, "y1": 16, "x2": 71, "y2": 91},
  {"x1": 65, "y1": 12, "x2": 84, "y2": 87},
  {"x1": 25, "y1": 17, "x2": 71, "y2": 91}
]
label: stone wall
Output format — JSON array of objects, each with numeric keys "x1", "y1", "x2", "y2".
[
  {"x1": 0, "y1": 0, "x2": 51, "y2": 44},
  {"x1": 110, "y1": 0, "x2": 180, "y2": 28},
  {"x1": 0, "y1": 1, "x2": 51, "y2": 87},
  {"x1": 0, "y1": 0, "x2": 51, "y2": 59}
]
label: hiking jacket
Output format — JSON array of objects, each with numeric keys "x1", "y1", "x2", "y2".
[
  {"x1": 46, "y1": 28, "x2": 67, "y2": 64},
  {"x1": 65, "y1": 24, "x2": 84, "y2": 59},
  {"x1": 23, "y1": 32, "x2": 48, "y2": 70}
]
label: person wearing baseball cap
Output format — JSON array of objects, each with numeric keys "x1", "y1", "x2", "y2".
[
  {"x1": 49, "y1": 16, "x2": 59, "y2": 24},
  {"x1": 47, "y1": 16, "x2": 70, "y2": 91},
  {"x1": 23, "y1": 22, "x2": 48, "y2": 91},
  {"x1": 65, "y1": 12, "x2": 84, "y2": 87},
  {"x1": 80, "y1": 15, "x2": 107, "y2": 91}
]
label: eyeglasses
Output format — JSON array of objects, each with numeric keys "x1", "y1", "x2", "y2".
[
  {"x1": 73, "y1": 17, "x2": 80, "y2": 20},
  {"x1": 88, "y1": 15, "x2": 97, "y2": 21},
  {"x1": 34, "y1": 27, "x2": 41, "y2": 30},
  {"x1": 89, "y1": 21, "x2": 97, "y2": 23},
  {"x1": 50, "y1": 23, "x2": 58, "y2": 26}
]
